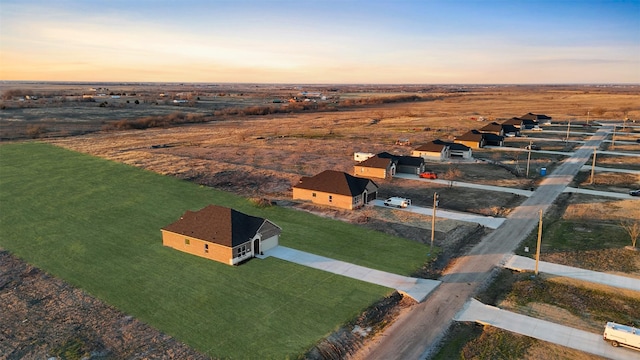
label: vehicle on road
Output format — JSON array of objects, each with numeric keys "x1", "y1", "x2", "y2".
[
  {"x1": 383, "y1": 197, "x2": 411, "y2": 208},
  {"x1": 532, "y1": 126, "x2": 543, "y2": 131},
  {"x1": 524, "y1": 144, "x2": 541, "y2": 150},
  {"x1": 630, "y1": 189, "x2": 640, "y2": 196},
  {"x1": 419, "y1": 171, "x2": 437, "y2": 179},
  {"x1": 603, "y1": 322, "x2": 640, "y2": 350}
]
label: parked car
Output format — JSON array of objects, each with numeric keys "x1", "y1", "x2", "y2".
[
  {"x1": 419, "y1": 171, "x2": 437, "y2": 179},
  {"x1": 532, "y1": 126, "x2": 543, "y2": 131},
  {"x1": 630, "y1": 190, "x2": 640, "y2": 196},
  {"x1": 383, "y1": 197, "x2": 411, "y2": 208},
  {"x1": 524, "y1": 144, "x2": 541, "y2": 150}
]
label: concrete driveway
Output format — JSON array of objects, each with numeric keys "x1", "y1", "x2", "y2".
[
  {"x1": 371, "y1": 199, "x2": 506, "y2": 229},
  {"x1": 454, "y1": 298, "x2": 639, "y2": 360},
  {"x1": 504, "y1": 255, "x2": 640, "y2": 292},
  {"x1": 260, "y1": 246, "x2": 441, "y2": 303}
]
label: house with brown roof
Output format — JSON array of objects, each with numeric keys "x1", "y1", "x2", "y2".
[
  {"x1": 503, "y1": 117, "x2": 524, "y2": 129},
  {"x1": 454, "y1": 130, "x2": 486, "y2": 149},
  {"x1": 412, "y1": 141, "x2": 450, "y2": 161},
  {"x1": 292, "y1": 170, "x2": 378, "y2": 210},
  {"x1": 354, "y1": 155, "x2": 396, "y2": 179},
  {"x1": 520, "y1": 112, "x2": 552, "y2": 125},
  {"x1": 161, "y1": 205, "x2": 281, "y2": 266},
  {"x1": 479, "y1": 122, "x2": 505, "y2": 136},
  {"x1": 413, "y1": 140, "x2": 473, "y2": 160},
  {"x1": 377, "y1": 152, "x2": 426, "y2": 174}
]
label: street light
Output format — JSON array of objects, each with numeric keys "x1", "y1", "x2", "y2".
[
  {"x1": 429, "y1": 192, "x2": 438, "y2": 257},
  {"x1": 535, "y1": 209, "x2": 543, "y2": 276},
  {"x1": 565, "y1": 118, "x2": 571, "y2": 142},
  {"x1": 589, "y1": 148, "x2": 597, "y2": 185},
  {"x1": 526, "y1": 140, "x2": 532, "y2": 178}
]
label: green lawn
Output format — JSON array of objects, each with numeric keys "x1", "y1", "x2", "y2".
[{"x1": 0, "y1": 142, "x2": 427, "y2": 358}]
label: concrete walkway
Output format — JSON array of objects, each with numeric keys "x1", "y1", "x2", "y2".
[
  {"x1": 454, "y1": 298, "x2": 639, "y2": 360},
  {"x1": 259, "y1": 246, "x2": 441, "y2": 303},
  {"x1": 504, "y1": 255, "x2": 640, "y2": 292},
  {"x1": 371, "y1": 199, "x2": 506, "y2": 229}
]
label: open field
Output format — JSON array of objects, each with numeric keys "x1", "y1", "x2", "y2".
[{"x1": 0, "y1": 142, "x2": 429, "y2": 358}]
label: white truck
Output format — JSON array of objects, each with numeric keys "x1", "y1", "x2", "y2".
[
  {"x1": 383, "y1": 197, "x2": 411, "y2": 208},
  {"x1": 603, "y1": 322, "x2": 640, "y2": 350}
]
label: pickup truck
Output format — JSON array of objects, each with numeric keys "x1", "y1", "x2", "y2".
[{"x1": 603, "y1": 322, "x2": 640, "y2": 350}]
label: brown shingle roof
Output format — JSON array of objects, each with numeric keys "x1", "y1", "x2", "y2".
[
  {"x1": 162, "y1": 205, "x2": 266, "y2": 247},
  {"x1": 357, "y1": 155, "x2": 393, "y2": 169},
  {"x1": 414, "y1": 141, "x2": 447, "y2": 152},
  {"x1": 293, "y1": 170, "x2": 377, "y2": 196}
]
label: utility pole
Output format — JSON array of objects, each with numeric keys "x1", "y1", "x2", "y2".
[
  {"x1": 586, "y1": 110, "x2": 590, "y2": 126},
  {"x1": 535, "y1": 209, "x2": 543, "y2": 276},
  {"x1": 526, "y1": 140, "x2": 532, "y2": 178},
  {"x1": 429, "y1": 192, "x2": 438, "y2": 257},
  {"x1": 589, "y1": 148, "x2": 597, "y2": 184},
  {"x1": 565, "y1": 118, "x2": 571, "y2": 142},
  {"x1": 611, "y1": 126, "x2": 616, "y2": 150}
]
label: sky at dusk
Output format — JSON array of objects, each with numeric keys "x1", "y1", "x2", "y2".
[{"x1": 1, "y1": 0, "x2": 639, "y2": 84}]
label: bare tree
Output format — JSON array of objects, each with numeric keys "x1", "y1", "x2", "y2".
[
  {"x1": 442, "y1": 167, "x2": 462, "y2": 188},
  {"x1": 620, "y1": 220, "x2": 639, "y2": 249}
]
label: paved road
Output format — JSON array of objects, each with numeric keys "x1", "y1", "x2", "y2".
[
  {"x1": 352, "y1": 126, "x2": 612, "y2": 360},
  {"x1": 454, "y1": 299, "x2": 639, "y2": 360}
]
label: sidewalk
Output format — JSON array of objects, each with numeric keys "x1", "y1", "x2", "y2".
[
  {"x1": 259, "y1": 246, "x2": 441, "y2": 302},
  {"x1": 454, "y1": 298, "x2": 639, "y2": 360},
  {"x1": 504, "y1": 255, "x2": 640, "y2": 292}
]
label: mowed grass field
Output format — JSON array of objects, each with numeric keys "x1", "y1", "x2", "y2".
[{"x1": 0, "y1": 142, "x2": 427, "y2": 358}]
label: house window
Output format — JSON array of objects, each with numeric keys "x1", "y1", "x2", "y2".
[
  {"x1": 204, "y1": 244, "x2": 209, "y2": 253},
  {"x1": 312, "y1": 192, "x2": 316, "y2": 197},
  {"x1": 328, "y1": 195, "x2": 333, "y2": 203},
  {"x1": 184, "y1": 238, "x2": 190, "y2": 245}
]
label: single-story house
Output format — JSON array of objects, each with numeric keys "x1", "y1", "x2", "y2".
[
  {"x1": 479, "y1": 122, "x2": 505, "y2": 136},
  {"x1": 454, "y1": 130, "x2": 486, "y2": 149},
  {"x1": 161, "y1": 205, "x2": 281, "y2": 266},
  {"x1": 412, "y1": 141, "x2": 450, "y2": 161},
  {"x1": 520, "y1": 112, "x2": 552, "y2": 125},
  {"x1": 503, "y1": 117, "x2": 524, "y2": 129},
  {"x1": 501, "y1": 123, "x2": 520, "y2": 137},
  {"x1": 454, "y1": 130, "x2": 504, "y2": 148},
  {"x1": 521, "y1": 119, "x2": 539, "y2": 129},
  {"x1": 445, "y1": 141, "x2": 473, "y2": 158},
  {"x1": 354, "y1": 155, "x2": 396, "y2": 179},
  {"x1": 413, "y1": 140, "x2": 473, "y2": 160},
  {"x1": 377, "y1": 152, "x2": 426, "y2": 174},
  {"x1": 292, "y1": 170, "x2": 378, "y2": 210},
  {"x1": 482, "y1": 132, "x2": 505, "y2": 146}
]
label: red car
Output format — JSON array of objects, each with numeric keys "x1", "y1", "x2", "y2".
[{"x1": 419, "y1": 172, "x2": 437, "y2": 179}]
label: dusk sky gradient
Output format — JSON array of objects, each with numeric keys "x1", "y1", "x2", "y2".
[{"x1": 1, "y1": 0, "x2": 639, "y2": 84}]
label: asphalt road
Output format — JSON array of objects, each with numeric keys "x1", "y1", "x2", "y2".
[{"x1": 351, "y1": 126, "x2": 612, "y2": 360}]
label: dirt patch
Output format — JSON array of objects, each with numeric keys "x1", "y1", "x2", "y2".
[
  {"x1": 304, "y1": 291, "x2": 415, "y2": 360},
  {"x1": 0, "y1": 250, "x2": 210, "y2": 360}
]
